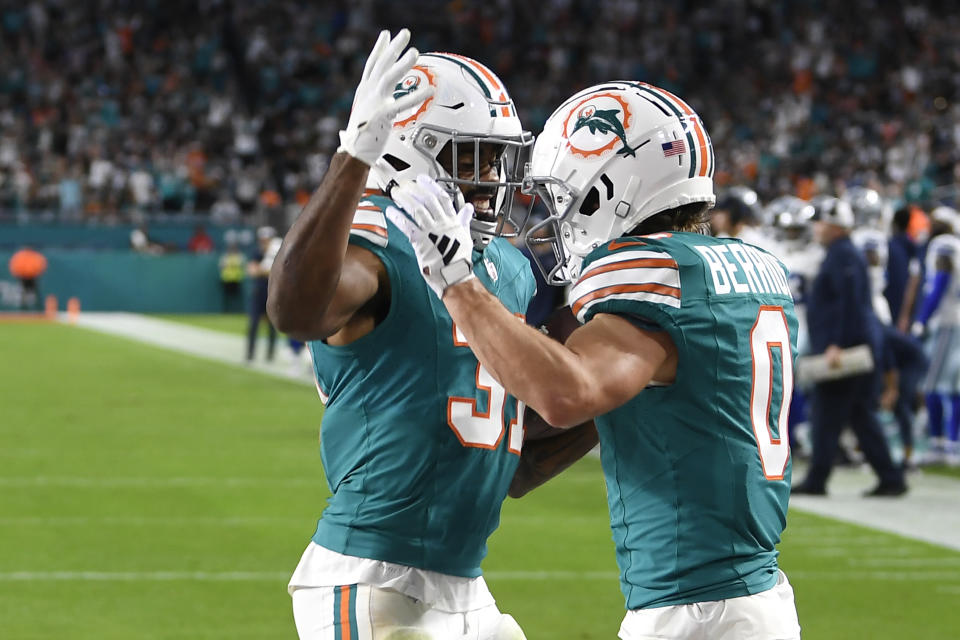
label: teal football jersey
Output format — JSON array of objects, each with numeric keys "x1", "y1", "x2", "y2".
[
  {"x1": 307, "y1": 194, "x2": 536, "y2": 578},
  {"x1": 568, "y1": 232, "x2": 798, "y2": 610}
]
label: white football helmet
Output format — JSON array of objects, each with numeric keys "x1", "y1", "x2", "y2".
[
  {"x1": 767, "y1": 195, "x2": 815, "y2": 250},
  {"x1": 522, "y1": 81, "x2": 715, "y2": 284},
  {"x1": 843, "y1": 186, "x2": 890, "y2": 229},
  {"x1": 368, "y1": 52, "x2": 533, "y2": 248},
  {"x1": 811, "y1": 196, "x2": 855, "y2": 229},
  {"x1": 931, "y1": 205, "x2": 960, "y2": 234}
]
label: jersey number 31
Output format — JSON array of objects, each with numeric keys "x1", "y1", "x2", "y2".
[{"x1": 448, "y1": 324, "x2": 524, "y2": 456}]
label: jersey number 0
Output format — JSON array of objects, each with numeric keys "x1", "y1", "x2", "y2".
[
  {"x1": 749, "y1": 306, "x2": 794, "y2": 480},
  {"x1": 448, "y1": 324, "x2": 524, "y2": 455}
]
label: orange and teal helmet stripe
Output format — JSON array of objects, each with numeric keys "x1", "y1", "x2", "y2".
[
  {"x1": 443, "y1": 53, "x2": 513, "y2": 117},
  {"x1": 628, "y1": 82, "x2": 709, "y2": 179},
  {"x1": 644, "y1": 84, "x2": 712, "y2": 178},
  {"x1": 422, "y1": 52, "x2": 508, "y2": 118}
]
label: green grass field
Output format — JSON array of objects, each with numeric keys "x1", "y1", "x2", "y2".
[{"x1": 3, "y1": 321, "x2": 959, "y2": 638}]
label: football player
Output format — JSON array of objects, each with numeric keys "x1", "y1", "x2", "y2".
[
  {"x1": 711, "y1": 185, "x2": 781, "y2": 254},
  {"x1": 851, "y1": 220, "x2": 893, "y2": 325},
  {"x1": 845, "y1": 185, "x2": 890, "y2": 230},
  {"x1": 268, "y1": 30, "x2": 539, "y2": 639},
  {"x1": 913, "y1": 206, "x2": 960, "y2": 466},
  {"x1": 391, "y1": 81, "x2": 801, "y2": 640},
  {"x1": 767, "y1": 195, "x2": 820, "y2": 456},
  {"x1": 768, "y1": 195, "x2": 821, "y2": 353}
]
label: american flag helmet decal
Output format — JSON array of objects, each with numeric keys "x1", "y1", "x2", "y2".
[{"x1": 661, "y1": 139, "x2": 687, "y2": 157}]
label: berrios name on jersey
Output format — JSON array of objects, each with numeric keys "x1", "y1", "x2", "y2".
[{"x1": 570, "y1": 236, "x2": 791, "y2": 323}]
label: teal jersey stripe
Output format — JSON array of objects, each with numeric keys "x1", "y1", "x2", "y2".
[
  {"x1": 333, "y1": 586, "x2": 343, "y2": 640},
  {"x1": 630, "y1": 83, "x2": 698, "y2": 179}
]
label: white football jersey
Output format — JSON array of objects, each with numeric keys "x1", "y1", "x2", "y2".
[
  {"x1": 924, "y1": 233, "x2": 960, "y2": 328},
  {"x1": 261, "y1": 236, "x2": 283, "y2": 271},
  {"x1": 852, "y1": 228, "x2": 892, "y2": 324},
  {"x1": 779, "y1": 241, "x2": 823, "y2": 354},
  {"x1": 737, "y1": 225, "x2": 783, "y2": 256},
  {"x1": 780, "y1": 242, "x2": 823, "y2": 306}
]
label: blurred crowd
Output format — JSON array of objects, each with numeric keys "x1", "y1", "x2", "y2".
[{"x1": 1, "y1": 0, "x2": 960, "y2": 224}]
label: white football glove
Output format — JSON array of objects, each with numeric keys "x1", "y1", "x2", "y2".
[
  {"x1": 387, "y1": 175, "x2": 476, "y2": 298},
  {"x1": 337, "y1": 29, "x2": 432, "y2": 167}
]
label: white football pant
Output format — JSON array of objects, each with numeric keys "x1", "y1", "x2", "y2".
[
  {"x1": 292, "y1": 583, "x2": 526, "y2": 640},
  {"x1": 618, "y1": 570, "x2": 801, "y2": 640}
]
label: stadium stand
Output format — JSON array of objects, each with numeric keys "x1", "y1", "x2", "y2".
[{"x1": 1, "y1": 0, "x2": 959, "y2": 225}]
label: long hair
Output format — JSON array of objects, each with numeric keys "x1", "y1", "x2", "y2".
[{"x1": 629, "y1": 202, "x2": 713, "y2": 236}]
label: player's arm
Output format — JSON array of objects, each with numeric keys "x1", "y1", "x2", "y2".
[
  {"x1": 508, "y1": 306, "x2": 599, "y2": 498},
  {"x1": 896, "y1": 258, "x2": 923, "y2": 333},
  {"x1": 911, "y1": 253, "x2": 953, "y2": 335},
  {"x1": 443, "y1": 280, "x2": 677, "y2": 427},
  {"x1": 509, "y1": 414, "x2": 599, "y2": 498},
  {"x1": 390, "y1": 175, "x2": 676, "y2": 427},
  {"x1": 267, "y1": 29, "x2": 427, "y2": 341},
  {"x1": 247, "y1": 256, "x2": 267, "y2": 278},
  {"x1": 267, "y1": 153, "x2": 382, "y2": 340}
]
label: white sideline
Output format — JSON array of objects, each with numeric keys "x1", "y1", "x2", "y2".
[
  {"x1": 63, "y1": 312, "x2": 316, "y2": 385},
  {"x1": 55, "y1": 313, "x2": 960, "y2": 553},
  {"x1": 788, "y1": 464, "x2": 960, "y2": 551}
]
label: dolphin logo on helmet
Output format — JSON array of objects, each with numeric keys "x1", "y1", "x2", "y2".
[
  {"x1": 571, "y1": 106, "x2": 637, "y2": 157},
  {"x1": 393, "y1": 74, "x2": 421, "y2": 100}
]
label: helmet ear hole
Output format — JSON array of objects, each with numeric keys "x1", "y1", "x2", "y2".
[
  {"x1": 383, "y1": 154, "x2": 411, "y2": 172},
  {"x1": 579, "y1": 186, "x2": 600, "y2": 216}
]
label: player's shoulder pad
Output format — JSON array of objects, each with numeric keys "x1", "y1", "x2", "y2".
[
  {"x1": 349, "y1": 195, "x2": 391, "y2": 248},
  {"x1": 569, "y1": 235, "x2": 681, "y2": 323},
  {"x1": 931, "y1": 234, "x2": 960, "y2": 256},
  {"x1": 481, "y1": 238, "x2": 538, "y2": 300}
]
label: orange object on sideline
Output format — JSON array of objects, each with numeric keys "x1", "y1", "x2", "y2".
[
  {"x1": 67, "y1": 297, "x2": 81, "y2": 322},
  {"x1": 9, "y1": 248, "x2": 48, "y2": 280},
  {"x1": 907, "y1": 206, "x2": 931, "y2": 242},
  {"x1": 45, "y1": 295, "x2": 58, "y2": 319}
]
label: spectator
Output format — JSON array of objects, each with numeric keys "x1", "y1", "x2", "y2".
[
  {"x1": 3, "y1": 2, "x2": 960, "y2": 221},
  {"x1": 58, "y1": 162, "x2": 83, "y2": 219},
  {"x1": 128, "y1": 159, "x2": 156, "y2": 212},
  {"x1": 210, "y1": 189, "x2": 242, "y2": 223},
  {"x1": 8, "y1": 246, "x2": 47, "y2": 311},
  {"x1": 187, "y1": 224, "x2": 215, "y2": 253},
  {"x1": 130, "y1": 224, "x2": 165, "y2": 255},
  {"x1": 218, "y1": 234, "x2": 245, "y2": 313},
  {"x1": 793, "y1": 197, "x2": 907, "y2": 496}
]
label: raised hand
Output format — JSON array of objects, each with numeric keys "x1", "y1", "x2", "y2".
[{"x1": 337, "y1": 29, "x2": 432, "y2": 167}]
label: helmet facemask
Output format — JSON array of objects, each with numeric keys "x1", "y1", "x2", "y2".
[
  {"x1": 430, "y1": 131, "x2": 534, "y2": 249},
  {"x1": 523, "y1": 172, "x2": 598, "y2": 285},
  {"x1": 372, "y1": 53, "x2": 534, "y2": 250}
]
